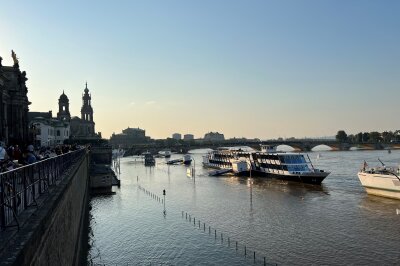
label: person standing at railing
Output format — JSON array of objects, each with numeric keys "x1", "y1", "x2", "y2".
[
  {"x1": 55, "y1": 146, "x2": 62, "y2": 156},
  {"x1": 24, "y1": 145, "x2": 37, "y2": 165},
  {"x1": 0, "y1": 142, "x2": 8, "y2": 162},
  {"x1": 12, "y1": 144, "x2": 22, "y2": 161},
  {"x1": 0, "y1": 142, "x2": 11, "y2": 172}
]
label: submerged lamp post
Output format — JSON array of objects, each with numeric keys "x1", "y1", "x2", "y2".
[
  {"x1": 249, "y1": 163, "x2": 253, "y2": 207},
  {"x1": 192, "y1": 156, "x2": 196, "y2": 181},
  {"x1": 163, "y1": 189, "x2": 166, "y2": 215}
]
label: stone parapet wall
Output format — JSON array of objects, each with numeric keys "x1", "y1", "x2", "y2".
[{"x1": 90, "y1": 146, "x2": 112, "y2": 164}]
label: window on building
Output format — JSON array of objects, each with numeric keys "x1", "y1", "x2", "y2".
[{"x1": 57, "y1": 130, "x2": 60, "y2": 136}]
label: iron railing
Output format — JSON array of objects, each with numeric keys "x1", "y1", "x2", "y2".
[{"x1": 0, "y1": 148, "x2": 86, "y2": 231}]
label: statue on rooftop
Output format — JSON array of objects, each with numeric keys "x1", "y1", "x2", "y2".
[{"x1": 11, "y1": 50, "x2": 19, "y2": 67}]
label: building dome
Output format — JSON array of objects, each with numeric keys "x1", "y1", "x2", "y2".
[{"x1": 59, "y1": 90, "x2": 69, "y2": 102}]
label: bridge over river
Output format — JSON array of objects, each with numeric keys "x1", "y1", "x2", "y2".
[{"x1": 123, "y1": 139, "x2": 400, "y2": 155}]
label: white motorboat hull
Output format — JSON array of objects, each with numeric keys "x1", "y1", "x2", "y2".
[{"x1": 358, "y1": 172, "x2": 400, "y2": 200}]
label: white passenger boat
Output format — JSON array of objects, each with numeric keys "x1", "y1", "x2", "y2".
[
  {"x1": 203, "y1": 145, "x2": 329, "y2": 184},
  {"x1": 158, "y1": 150, "x2": 171, "y2": 158},
  {"x1": 231, "y1": 158, "x2": 250, "y2": 175},
  {"x1": 358, "y1": 161, "x2": 400, "y2": 200}
]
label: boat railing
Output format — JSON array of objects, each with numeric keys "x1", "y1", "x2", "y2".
[{"x1": 363, "y1": 167, "x2": 400, "y2": 181}]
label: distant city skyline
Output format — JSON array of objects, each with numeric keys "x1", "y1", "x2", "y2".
[{"x1": 1, "y1": 1, "x2": 399, "y2": 139}]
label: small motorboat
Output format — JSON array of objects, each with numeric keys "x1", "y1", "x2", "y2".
[{"x1": 358, "y1": 160, "x2": 400, "y2": 200}]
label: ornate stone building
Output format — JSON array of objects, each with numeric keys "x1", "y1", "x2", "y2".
[
  {"x1": 29, "y1": 116, "x2": 70, "y2": 147},
  {"x1": 0, "y1": 51, "x2": 31, "y2": 145},
  {"x1": 70, "y1": 83, "x2": 98, "y2": 140},
  {"x1": 29, "y1": 83, "x2": 100, "y2": 146},
  {"x1": 28, "y1": 91, "x2": 72, "y2": 148},
  {"x1": 204, "y1": 132, "x2": 225, "y2": 141},
  {"x1": 109, "y1": 127, "x2": 150, "y2": 148}
]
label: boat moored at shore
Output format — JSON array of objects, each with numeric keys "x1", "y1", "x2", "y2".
[
  {"x1": 158, "y1": 150, "x2": 172, "y2": 158},
  {"x1": 202, "y1": 145, "x2": 329, "y2": 184},
  {"x1": 143, "y1": 152, "x2": 155, "y2": 166}
]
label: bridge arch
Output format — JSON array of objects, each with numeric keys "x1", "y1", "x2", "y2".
[
  {"x1": 311, "y1": 144, "x2": 335, "y2": 151},
  {"x1": 276, "y1": 144, "x2": 296, "y2": 152}
]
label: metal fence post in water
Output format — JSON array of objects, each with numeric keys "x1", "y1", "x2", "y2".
[
  {"x1": 245, "y1": 246, "x2": 246, "y2": 256},
  {"x1": 162, "y1": 189, "x2": 166, "y2": 215},
  {"x1": 254, "y1": 251, "x2": 255, "y2": 262}
]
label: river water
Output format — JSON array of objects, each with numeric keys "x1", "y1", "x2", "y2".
[{"x1": 88, "y1": 149, "x2": 400, "y2": 265}]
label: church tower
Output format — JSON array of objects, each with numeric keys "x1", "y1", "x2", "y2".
[
  {"x1": 57, "y1": 90, "x2": 71, "y2": 121},
  {"x1": 80, "y1": 82, "x2": 95, "y2": 134},
  {"x1": 81, "y1": 82, "x2": 93, "y2": 121}
]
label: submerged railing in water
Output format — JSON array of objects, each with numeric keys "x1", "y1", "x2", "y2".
[{"x1": 0, "y1": 148, "x2": 86, "y2": 231}]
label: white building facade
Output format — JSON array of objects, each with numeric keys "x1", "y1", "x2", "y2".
[
  {"x1": 29, "y1": 117, "x2": 70, "y2": 147},
  {"x1": 172, "y1": 133, "x2": 182, "y2": 140},
  {"x1": 183, "y1": 134, "x2": 194, "y2": 141}
]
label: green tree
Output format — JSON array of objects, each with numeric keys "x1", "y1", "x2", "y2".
[
  {"x1": 394, "y1": 130, "x2": 400, "y2": 142},
  {"x1": 362, "y1": 132, "x2": 370, "y2": 142},
  {"x1": 369, "y1": 131, "x2": 382, "y2": 143},
  {"x1": 381, "y1": 131, "x2": 394, "y2": 143},
  {"x1": 336, "y1": 130, "x2": 348, "y2": 143},
  {"x1": 347, "y1": 134, "x2": 355, "y2": 143},
  {"x1": 356, "y1": 132, "x2": 363, "y2": 143}
]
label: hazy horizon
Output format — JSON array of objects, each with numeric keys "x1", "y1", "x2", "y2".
[{"x1": 1, "y1": 1, "x2": 399, "y2": 139}]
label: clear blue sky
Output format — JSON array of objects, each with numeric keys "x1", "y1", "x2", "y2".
[{"x1": 1, "y1": 1, "x2": 399, "y2": 139}]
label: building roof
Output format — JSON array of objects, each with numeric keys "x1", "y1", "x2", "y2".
[
  {"x1": 59, "y1": 90, "x2": 69, "y2": 101},
  {"x1": 28, "y1": 111, "x2": 52, "y2": 121}
]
